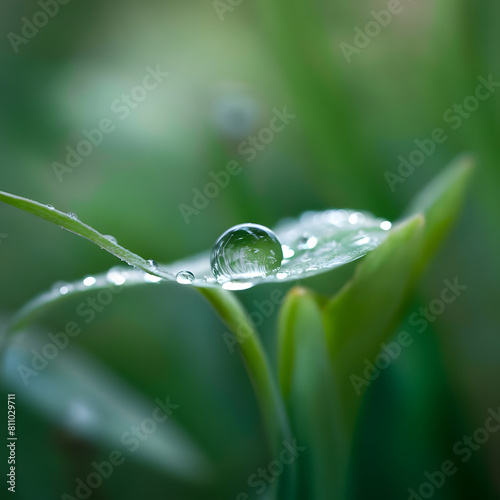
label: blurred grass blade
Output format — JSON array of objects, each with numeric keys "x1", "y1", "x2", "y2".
[
  {"x1": 403, "y1": 153, "x2": 475, "y2": 276},
  {"x1": 0, "y1": 190, "x2": 174, "y2": 280},
  {"x1": 1, "y1": 329, "x2": 211, "y2": 481},
  {"x1": 279, "y1": 288, "x2": 348, "y2": 500},
  {"x1": 256, "y1": 0, "x2": 383, "y2": 206}
]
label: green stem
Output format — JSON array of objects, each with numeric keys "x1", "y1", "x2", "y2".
[{"x1": 198, "y1": 287, "x2": 295, "y2": 499}]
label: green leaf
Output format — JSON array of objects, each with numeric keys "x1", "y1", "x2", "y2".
[
  {"x1": 403, "y1": 153, "x2": 475, "y2": 277},
  {"x1": 278, "y1": 287, "x2": 348, "y2": 500},
  {"x1": 1, "y1": 328, "x2": 211, "y2": 481},
  {"x1": 324, "y1": 155, "x2": 474, "y2": 428},
  {"x1": 0, "y1": 190, "x2": 173, "y2": 280},
  {"x1": 0, "y1": 189, "x2": 392, "y2": 288},
  {"x1": 198, "y1": 286, "x2": 295, "y2": 500},
  {"x1": 324, "y1": 216, "x2": 425, "y2": 427}
]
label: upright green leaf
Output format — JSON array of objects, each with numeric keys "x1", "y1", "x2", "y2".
[{"x1": 279, "y1": 288, "x2": 348, "y2": 500}]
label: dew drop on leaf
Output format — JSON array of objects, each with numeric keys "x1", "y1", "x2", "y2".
[
  {"x1": 46, "y1": 204, "x2": 54, "y2": 210},
  {"x1": 210, "y1": 223, "x2": 283, "y2": 283},
  {"x1": 67, "y1": 212, "x2": 78, "y2": 220},
  {"x1": 176, "y1": 270, "x2": 195, "y2": 284},
  {"x1": 147, "y1": 259, "x2": 159, "y2": 270},
  {"x1": 52, "y1": 281, "x2": 71, "y2": 295},
  {"x1": 105, "y1": 235, "x2": 117, "y2": 244},
  {"x1": 106, "y1": 267, "x2": 126, "y2": 286},
  {"x1": 83, "y1": 276, "x2": 96, "y2": 287}
]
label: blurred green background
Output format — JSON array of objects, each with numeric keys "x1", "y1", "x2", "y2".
[{"x1": 1, "y1": 0, "x2": 499, "y2": 499}]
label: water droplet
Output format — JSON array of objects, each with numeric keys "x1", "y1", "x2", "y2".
[
  {"x1": 222, "y1": 281, "x2": 254, "y2": 291},
  {"x1": 211, "y1": 223, "x2": 283, "y2": 282},
  {"x1": 282, "y1": 244, "x2": 295, "y2": 259},
  {"x1": 148, "y1": 259, "x2": 159, "y2": 270},
  {"x1": 345, "y1": 232, "x2": 371, "y2": 246},
  {"x1": 83, "y1": 276, "x2": 96, "y2": 287},
  {"x1": 276, "y1": 272, "x2": 288, "y2": 280},
  {"x1": 348, "y1": 212, "x2": 365, "y2": 225},
  {"x1": 176, "y1": 270, "x2": 195, "y2": 284},
  {"x1": 298, "y1": 234, "x2": 318, "y2": 250},
  {"x1": 380, "y1": 221, "x2": 392, "y2": 231},
  {"x1": 144, "y1": 273, "x2": 162, "y2": 283},
  {"x1": 104, "y1": 235, "x2": 117, "y2": 244},
  {"x1": 46, "y1": 204, "x2": 54, "y2": 210},
  {"x1": 67, "y1": 212, "x2": 78, "y2": 220},
  {"x1": 53, "y1": 281, "x2": 71, "y2": 295},
  {"x1": 106, "y1": 268, "x2": 126, "y2": 286}
]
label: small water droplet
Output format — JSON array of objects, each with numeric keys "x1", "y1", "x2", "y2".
[
  {"x1": 53, "y1": 281, "x2": 71, "y2": 295},
  {"x1": 67, "y1": 212, "x2": 78, "y2": 220},
  {"x1": 148, "y1": 259, "x2": 159, "y2": 270},
  {"x1": 46, "y1": 204, "x2": 54, "y2": 210},
  {"x1": 106, "y1": 268, "x2": 126, "y2": 286},
  {"x1": 211, "y1": 223, "x2": 283, "y2": 283},
  {"x1": 298, "y1": 234, "x2": 318, "y2": 250},
  {"x1": 276, "y1": 272, "x2": 288, "y2": 280},
  {"x1": 380, "y1": 221, "x2": 392, "y2": 231},
  {"x1": 176, "y1": 270, "x2": 195, "y2": 284},
  {"x1": 83, "y1": 276, "x2": 96, "y2": 287},
  {"x1": 348, "y1": 212, "x2": 365, "y2": 225},
  {"x1": 345, "y1": 232, "x2": 371, "y2": 246},
  {"x1": 282, "y1": 244, "x2": 295, "y2": 259},
  {"x1": 104, "y1": 235, "x2": 117, "y2": 244}
]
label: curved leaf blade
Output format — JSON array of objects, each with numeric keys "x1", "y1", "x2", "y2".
[
  {"x1": 0, "y1": 190, "x2": 174, "y2": 280},
  {"x1": 0, "y1": 189, "x2": 391, "y2": 287}
]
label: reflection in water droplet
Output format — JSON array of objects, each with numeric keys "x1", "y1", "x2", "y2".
[
  {"x1": 107, "y1": 268, "x2": 126, "y2": 286},
  {"x1": 83, "y1": 276, "x2": 96, "y2": 287},
  {"x1": 176, "y1": 270, "x2": 195, "y2": 284},
  {"x1": 282, "y1": 244, "x2": 295, "y2": 259},
  {"x1": 211, "y1": 223, "x2": 283, "y2": 283},
  {"x1": 144, "y1": 273, "x2": 162, "y2": 283},
  {"x1": 380, "y1": 221, "x2": 392, "y2": 231},
  {"x1": 105, "y1": 235, "x2": 117, "y2": 244},
  {"x1": 67, "y1": 212, "x2": 78, "y2": 220}
]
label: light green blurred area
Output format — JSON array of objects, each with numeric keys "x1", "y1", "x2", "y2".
[{"x1": 1, "y1": 0, "x2": 499, "y2": 499}]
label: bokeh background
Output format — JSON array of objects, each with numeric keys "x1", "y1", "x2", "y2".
[{"x1": 1, "y1": 0, "x2": 499, "y2": 499}]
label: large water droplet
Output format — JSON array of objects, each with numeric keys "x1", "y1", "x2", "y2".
[
  {"x1": 211, "y1": 223, "x2": 283, "y2": 282},
  {"x1": 176, "y1": 270, "x2": 195, "y2": 284}
]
